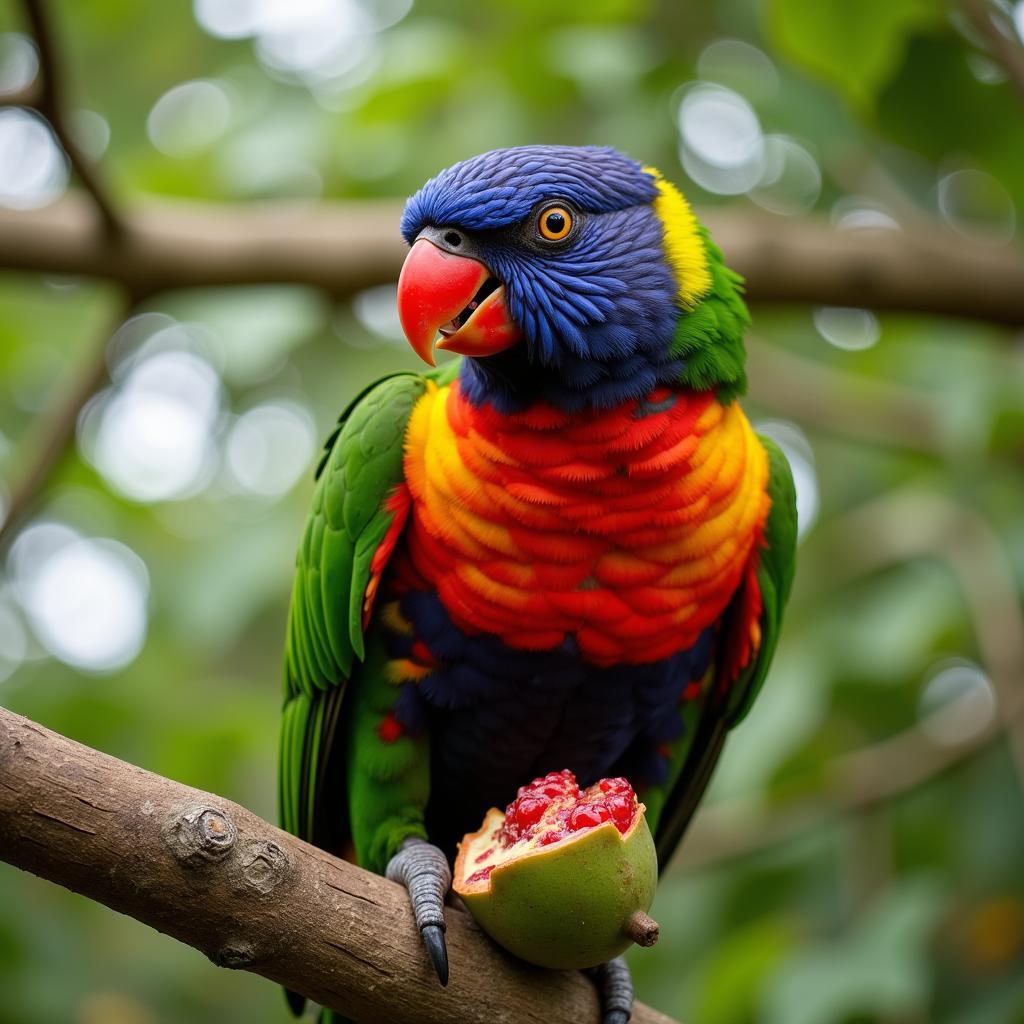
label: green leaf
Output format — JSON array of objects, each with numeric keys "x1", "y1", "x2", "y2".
[{"x1": 766, "y1": 0, "x2": 943, "y2": 111}]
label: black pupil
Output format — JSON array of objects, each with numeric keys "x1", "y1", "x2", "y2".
[{"x1": 545, "y1": 211, "x2": 566, "y2": 235}]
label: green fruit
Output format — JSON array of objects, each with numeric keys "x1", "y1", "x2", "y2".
[{"x1": 452, "y1": 771, "x2": 659, "y2": 970}]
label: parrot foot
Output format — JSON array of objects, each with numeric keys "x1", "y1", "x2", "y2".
[
  {"x1": 588, "y1": 956, "x2": 633, "y2": 1024},
  {"x1": 386, "y1": 837, "x2": 451, "y2": 987}
]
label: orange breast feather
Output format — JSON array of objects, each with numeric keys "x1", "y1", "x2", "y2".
[{"x1": 394, "y1": 379, "x2": 770, "y2": 667}]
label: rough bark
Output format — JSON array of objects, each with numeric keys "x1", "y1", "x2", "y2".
[
  {"x1": 2, "y1": 196, "x2": 1023, "y2": 323},
  {"x1": 0, "y1": 706, "x2": 677, "y2": 1024}
]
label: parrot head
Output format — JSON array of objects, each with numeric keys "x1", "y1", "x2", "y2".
[{"x1": 397, "y1": 145, "x2": 749, "y2": 411}]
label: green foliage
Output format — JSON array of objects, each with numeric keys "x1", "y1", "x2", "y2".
[
  {"x1": 766, "y1": 0, "x2": 943, "y2": 111},
  {"x1": 693, "y1": 917, "x2": 801, "y2": 1024}
]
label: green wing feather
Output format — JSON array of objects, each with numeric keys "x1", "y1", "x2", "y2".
[
  {"x1": 651, "y1": 434, "x2": 797, "y2": 866},
  {"x1": 725, "y1": 436, "x2": 798, "y2": 724},
  {"x1": 279, "y1": 371, "x2": 430, "y2": 846}
]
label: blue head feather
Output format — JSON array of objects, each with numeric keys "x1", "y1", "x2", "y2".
[{"x1": 401, "y1": 145, "x2": 687, "y2": 412}]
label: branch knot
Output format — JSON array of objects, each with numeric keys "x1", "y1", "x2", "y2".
[
  {"x1": 164, "y1": 804, "x2": 237, "y2": 867},
  {"x1": 240, "y1": 839, "x2": 290, "y2": 895}
]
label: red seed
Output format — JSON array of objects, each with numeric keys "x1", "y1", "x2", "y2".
[
  {"x1": 474, "y1": 846, "x2": 495, "y2": 864},
  {"x1": 466, "y1": 866, "x2": 494, "y2": 884},
  {"x1": 493, "y1": 770, "x2": 635, "y2": 853},
  {"x1": 568, "y1": 805, "x2": 605, "y2": 831},
  {"x1": 514, "y1": 796, "x2": 547, "y2": 829},
  {"x1": 606, "y1": 794, "x2": 635, "y2": 831}
]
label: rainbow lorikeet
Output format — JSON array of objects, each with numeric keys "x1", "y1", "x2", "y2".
[{"x1": 280, "y1": 145, "x2": 796, "y2": 1022}]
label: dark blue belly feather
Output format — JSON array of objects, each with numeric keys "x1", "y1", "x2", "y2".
[{"x1": 387, "y1": 590, "x2": 716, "y2": 856}]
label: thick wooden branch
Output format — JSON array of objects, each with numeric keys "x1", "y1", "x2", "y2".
[
  {"x1": 2, "y1": 195, "x2": 1023, "y2": 323},
  {"x1": 0, "y1": 706, "x2": 677, "y2": 1024}
]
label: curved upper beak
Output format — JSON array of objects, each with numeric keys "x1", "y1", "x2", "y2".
[{"x1": 396, "y1": 236, "x2": 521, "y2": 366}]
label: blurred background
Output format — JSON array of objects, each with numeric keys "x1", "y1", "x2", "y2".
[{"x1": 1, "y1": 0, "x2": 1023, "y2": 1022}]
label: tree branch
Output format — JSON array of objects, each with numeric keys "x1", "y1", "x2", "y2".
[
  {"x1": 0, "y1": 706, "x2": 677, "y2": 1024},
  {"x1": 0, "y1": 82, "x2": 41, "y2": 108},
  {"x1": 20, "y1": 0, "x2": 123, "y2": 236},
  {"x1": 746, "y1": 337, "x2": 947, "y2": 455},
  {"x1": 0, "y1": 304, "x2": 130, "y2": 549},
  {"x1": 958, "y1": 0, "x2": 1024, "y2": 108},
  {"x1": 1, "y1": 197, "x2": 1022, "y2": 323}
]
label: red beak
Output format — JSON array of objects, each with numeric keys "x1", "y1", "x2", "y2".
[{"x1": 397, "y1": 238, "x2": 521, "y2": 366}]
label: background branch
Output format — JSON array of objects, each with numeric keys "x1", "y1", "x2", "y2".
[
  {"x1": 746, "y1": 337, "x2": 948, "y2": 454},
  {"x1": 1, "y1": 197, "x2": 1023, "y2": 323},
  {"x1": 0, "y1": 304, "x2": 130, "y2": 548},
  {"x1": 958, "y1": 0, "x2": 1024, "y2": 107},
  {"x1": 0, "y1": 706, "x2": 676, "y2": 1024},
  {"x1": 20, "y1": 0, "x2": 123, "y2": 235}
]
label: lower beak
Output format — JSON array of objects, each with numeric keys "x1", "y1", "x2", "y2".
[{"x1": 397, "y1": 238, "x2": 521, "y2": 366}]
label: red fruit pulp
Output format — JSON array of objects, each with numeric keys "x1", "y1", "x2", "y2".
[
  {"x1": 462, "y1": 771, "x2": 641, "y2": 886},
  {"x1": 501, "y1": 769, "x2": 637, "y2": 842}
]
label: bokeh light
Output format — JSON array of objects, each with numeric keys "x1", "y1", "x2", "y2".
[
  {"x1": 218, "y1": 121, "x2": 324, "y2": 198},
  {"x1": 7, "y1": 522, "x2": 149, "y2": 673},
  {"x1": 79, "y1": 325, "x2": 222, "y2": 503},
  {"x1": 831, "y1": 196, "x2": 901, "y2": 232},
  {"x1": 255, "y1": 0, "x2": 373, "y2": 84},
  {"x1": 755, "y1": 420, "x2": 819, "y2": 541},
  {"x1": 918, "y1": 660, "x2": 997, "y2": 747},
  {"x1": 697, "y1": 38, "x2": 779, "y2": 98},
  {"x1": 0, "y1": 107, "x2": 68, "y2": 209},
  {"x1": 0, "y1": 32, "x2": 38, "y2": 94},
  {"x1": 224, "y1": 401, "x2": 317, "y2": 498},
  {"x1": 193, "y1": 0, "x2": 263, "y2": 39},
  {"x1": 352, "y1": 284, "x2": 404, "y2": 344},
  {"x1": 937, "y1": 167, "x2": 1016, "y2": 244},
  {"x1": 750, "y1": 135, "x2": 821, "y2": 215},
  {"x1": 677, "y1": 83, "x2": 764, "y2": 196},
  {"x1": 193, "y1": 0, "x2": 406, "y2": 88},
  {"x1": 147, "y1": 80, "x2": 233, "y2": 157},
  {"x1": 813, "y1": 307, "x2": 881, "y2": 351},
  {"x1": 966, "y1": 51, "x2": 1006, "y2": 85},
  {"x1": 71, "y1": 109, "x2": 112, "y2": 160}
]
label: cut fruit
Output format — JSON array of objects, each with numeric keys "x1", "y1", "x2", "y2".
[{"x1": 453, "y1": 770, "x2": 659, "y2": 969}]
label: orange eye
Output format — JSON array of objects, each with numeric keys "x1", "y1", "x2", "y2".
[{"x1": 538, "y1": 206, "x2": 573, "y2": 241}]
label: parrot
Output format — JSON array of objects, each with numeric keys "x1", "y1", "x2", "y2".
[{"x1": 279, "y1": 145, "x2": 796, "y2": 1023}]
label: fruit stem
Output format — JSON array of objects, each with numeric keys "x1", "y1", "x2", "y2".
[{"x1": 623, "y1": 909, "x2": 659, "y2": 948}]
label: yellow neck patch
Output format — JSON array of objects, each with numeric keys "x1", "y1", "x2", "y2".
[{"x1": 645, "y1": 167, "x2": 712, "y2": 308}]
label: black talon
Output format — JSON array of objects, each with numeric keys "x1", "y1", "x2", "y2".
[{"x1": 421, "y1": 924, "x2": 450, "y2": 986}]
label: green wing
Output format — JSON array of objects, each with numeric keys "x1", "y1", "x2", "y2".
[
  {"x1": 651, "y1": 435, "x2": 797, "y2": 866},
  {"x1": 279, "y1": 371, "x2": 431, "y2": 848},
  {"x1": 724, "y1": 436, "x2": 798, "y2": 724}
]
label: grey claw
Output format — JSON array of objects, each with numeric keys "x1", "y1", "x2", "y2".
[
  {"x1": 604, "y1": 1014, "x2": 629, "y2": 1024},
  {"x1": 422, "y1": 923, "x2": 449, "y2": 986},
  {"x1": 386, "y1": 838, "x2": 453, "y2": 987}
]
